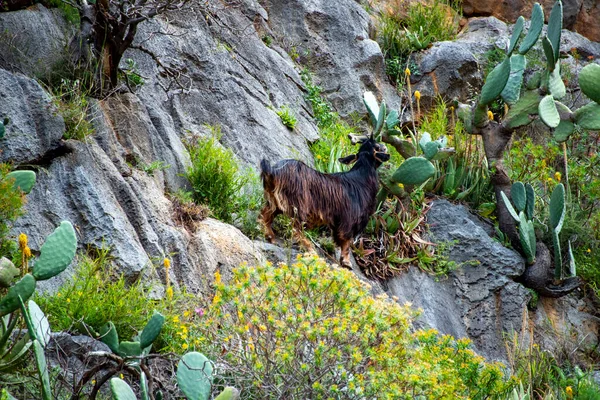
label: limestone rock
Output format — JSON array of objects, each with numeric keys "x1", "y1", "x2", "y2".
[
  {"x1": 266, "y1": 0, "x2": 401, "y2": 117},
  {"x1": 0, "y1": 4, "x2": 73, "y2": 79},
  {"x1": 0, "y1": 68, "x2": 65, "y2": 164},
  {"x1": 386, "y1": 199, "x2": 529, "y2": 361}
]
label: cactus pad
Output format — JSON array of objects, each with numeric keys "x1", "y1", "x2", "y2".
[
  {"x1": 391, "y1": 157, "x2": 435, "y2": 186},
  {"x1": 542, "y1": 37, "x2": 555, "y2": 71},
  {"x1": 505, "y1": 91, "x2": 540, "y2": 129},
  {"x1": 525, "y1": 183, "x2": 535, "y2": 220},
  {"x1": 519, "y1": 3, "x2": 544, "y2": 54},
  {"x1": 510, "y1": 181, "x2": 526, "y2": 212},
  {"x1": 548, "y1": 62, "x2": 565, "y2": 99},
  {"x1": 5, "y1": 171, "x2": 36, "y2": 194},
  {"x1": 579, "y1": 63, "x2": 600, "y2": 104},
  {"x1": 568, "y1": 241, "x2": 576, "y2": 277},
  {"x1": 501, "y1": 55, "x2": 526, "y2": 105},
  {"x1": 33, "y1": 221, "x2": 77, "y2": 281},
  {"x1": 508, "y1": 16, "x2": 524, "y2": 55},
  {"x1": 539, "y1": 95, "x2": 560, "y2": 128},
  {"x1": 547, "y1": 0, "x2": 563, "y2": 62},
  {"x1": 549, "y1": 183, "x2": 566, "y2": 232},
  {"x1": 385, "y1": 109, "x2": 399, "y2": 131},
  {"x1": 553, "y1": 120, "x2": 575, "y2": 142},
  {"x1": 118, "y1": 341, "x2": 142, "y2": 358},
  {"x1": 0, "y1": 274, "x2": 36, "y2": 317},
  {"x1": 0, "y1": 257, "x2": 19, "y2": 288},
  {"x1": 177, "y1": 352, "x2": 213, "y2": 400},
  {"x1": 480, "y1": 57, "x2": 511, "y2": 105},
  {"x1": 99, "y1": 322, "x2": 119, "y2": 354},
  {"x1": 110, "y1": 378, "x2": 137, "y2": 400},
  {"x1": 552, "y1": 229, "x2": 562, "y2": 280},
  {"x1": 574, "y1": 101, "x2": 600, "y2": 130},
  {"x1": 140, "y1": 312, "x2": 165, "y2": 349}
]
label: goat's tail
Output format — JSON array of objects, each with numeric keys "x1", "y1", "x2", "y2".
[{"x1": 260, "y1": 159, "x2": 275, "y2": 191}]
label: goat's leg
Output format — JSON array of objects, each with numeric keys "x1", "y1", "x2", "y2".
[
  {"x1": 292, "y1": 221, "x2": 315, "y2": 253},
  {"x1": 338, "y1": 239, "x2": 352, "y2": 270},
  {"x1": 259, "y1": 202, "x2": 279, "y2": 243}
]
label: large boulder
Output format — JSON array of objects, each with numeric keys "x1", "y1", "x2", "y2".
[
  {"x1": 462, "y1": 0, "x2": 600, "y2": 43},
  {"x1": 0, "y1": 68, "x2": 65, "y2": 164},
  {"x1": 387, "y1": 199, "x2": 529, "y2": 361},
  {"x1": 266, "y1": 0, "x2": 401, "y2": 117},
  {"x1": 0, "y1": 4, "x2": 73, "y2": 79}
]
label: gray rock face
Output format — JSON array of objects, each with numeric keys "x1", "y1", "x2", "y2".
[
  {"x1": 266, "y1": 0, "x2": 400, "y2": 117},
  {"x1": 386, "y1": 199, "x2": 529, "y2": 361},
  {"x1": 411, "y1": 17, "x2": 508, "y2": 109},
  {"x1": 0, "y1": 4, "x2": 72, "y2": 79},
  {"x1": 0, "y1": 68, "x2": 65, "y2": 164}
]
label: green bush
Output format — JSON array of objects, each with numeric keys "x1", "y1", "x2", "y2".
[
  {"x1": 35, "y1": 250, "x2": 196, "y2": 353},
  {"x1": 0, "y1": 164, "x2": 25, "y2": 257},
  {"x1": 275, "y1": 105, "x2": 297, "y2": 130},
  {"x1": 50, "y1": 79, "x2": 94, "y2": 141},
  {"x1": 196, "y1": 256, "x2": 510, "y2": 399},
  {"x1": 376, "y1": 0, "x2": 460, "y2": 81},
  {"x1": 300, "y1": 69, "x2": 355, "y2": 173},
  {"x1": 185, "y1": 126, "x2": 250, "y2": 223}
]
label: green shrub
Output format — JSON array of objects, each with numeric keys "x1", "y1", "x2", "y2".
[
  {"x1": 35, "y1": 250, "x2": 196, "y2": 353},
  {"x1": 0, "y1": 164, "x2": 25, "y2": 257},
  {"x1": 275, "y1": 105, "x2": 297, "y2": 130},
  {"x1": 196, "y1": 256, "x2": 510, "y2": 399},
  {"x1": 185, "y1": 126, "x2": 250, "y2": 223},
  {"x1": 300, "y1": 69, "x2": 355, "y2": 173},
  {"x1": 376, "y1": 0, "x2": 460, "y2": 81},
  {"x1": 50, "y1": 79, "x2": 94, "y2": 141}
]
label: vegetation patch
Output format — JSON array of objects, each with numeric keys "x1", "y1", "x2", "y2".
[{"x1": 49, "y1": 79, "x2": 95, "y2": 141}]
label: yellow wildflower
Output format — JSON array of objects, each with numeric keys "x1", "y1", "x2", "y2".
[
  {"x1": 566, "y1": 386, "x2": 573, "y2": 399},
  {"x1": 214, "y1": 270, "x2": 221, "y2": 284},
  {"x1": 66, "y1": 298, "x2": 71, "y2": 303},
  {"x1": 397, "y1": 183, "x2": 404, "y2": 189},
  {"x1": 316, "y1": 154, "x2": 322, "y2": 160},
  {"x1": 587, "y1": 248, "x2": 591, "y2": 253},
  {"x1": 163, "y1": 258, "x2": 171, "y2": 269},
  {"x1": 182, "y1": 343, "x2": 189, "y2": 350},
  {"x1": 404, "y1": 67, "x2": 411, "y2": 76},
  {"x1": 541, "y1": 159, "x2": 547, "y2": 168},
  {"x1": 166, "y1": 286, "x2": 174, "y2": 300},
  {"x1": 414, "y1": 90, "x2": 421, "y2": 101},
  {"x1": 172, "y1": 315, "x2": 180, "y2": 323},
  {"x1": 547, "y1": 177, "x2": 554, "y2": 183},
  {"x1": 487, "y1": 110, "x2": 494, "y2": 121},
  {"x1": 18, "y1": 233, "x2": 27, "y2": 250},
  {"x1": 120, "y1": 373, "x2": 124, "y2": 379},
  {"x1": 554, "y1": 171, "x2": 562, "y2": 182},
  {"x1": 23, "y1": 246, "x2": 31, "y2": 258},
  {"x1": 183, "y1": 310, "x2": 191, "y2": 318}
]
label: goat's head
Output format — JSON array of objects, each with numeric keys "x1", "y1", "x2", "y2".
[{"x1": 339, "y1": 135, "x2": 390, "y2": 167}]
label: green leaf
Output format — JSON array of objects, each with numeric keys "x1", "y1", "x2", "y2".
[
  {"x1": 177, "y1": 352, "x2": 213, "y2": 400},
  {"x1": 553, "y1": 120, "x2": 574, "y2": 142},
  {"x1": 5, "y1": 171, "x2": 36, "y2": 194},
  {"x1": 549, "y1": 183, "x2": 566, "y2": 232},
  {"x1": 0, "y1": 274, "x2": 36, "y2": 317},
  {"x1": 574, "y1": 101, "x2": 600, "y2": 129},
  {"x1": 363, "y1": 91, "x2": 379, "y2": 126},
  {"x1": 391, "y1": 157, "x2": 436, "y2": 186},
  {"x1": 32, "y1": 221, "x2": 78, "y2": 281},
  {"x1": 110, "y1": 378, "x2": 137, "y2": 400},
  {"x1": 500, "y1": 191, "x2": 520, "y2": 223},
  {"x1": 525, "y1": 183, "x2": 535, "y2": 220},
  {"x1": 510, "y1": 182, "x2": 526, "y2": 212}
]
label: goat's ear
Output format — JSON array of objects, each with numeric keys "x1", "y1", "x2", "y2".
[
  {"x1": 338, "y1": 154, "x2": 358, "y2": 164},
  {"x1": 374, "y1": 152, "x2": 390, "y2": 163}
]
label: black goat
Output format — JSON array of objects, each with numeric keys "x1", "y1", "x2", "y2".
[{"x1": 259, "y1": 138, "x2": 389, "y2": 268}]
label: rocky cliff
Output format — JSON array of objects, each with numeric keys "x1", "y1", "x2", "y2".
[{"x1": 0, "y1": 0, "x2": 598, "y2": 364}]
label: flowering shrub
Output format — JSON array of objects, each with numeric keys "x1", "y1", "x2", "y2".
[{"x1": 196, "y1": 256, "x2": 511, "y2": 399}]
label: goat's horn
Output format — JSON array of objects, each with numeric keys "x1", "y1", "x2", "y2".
[{"x1": 348, "y1": 134, "x2": 369, "y2": 145}]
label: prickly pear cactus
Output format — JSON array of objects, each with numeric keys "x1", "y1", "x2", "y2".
[
  {"x1": 391, "y1": 157, "x2": 436, "y2": 186},
  {"x1": 177, "y1": 352, "x2": 213, "y2": 400},
  {"x1": 110, "y1": 377, "x2": 137, "y2": 400},
  {"x1": 500, "y1": 181, "x2": 539, "y2": 264},
  {"x1": 32, "y1": 221, "x2": 77, "y2": 281},
  {"x1": 5, "y1": 170, "x2": 36, "y2": 194},
  {"x1": 0, "y1": 274, "x2": 36, "y2": 317},
  {"x1": 139, "y1": 312, "x2": 165, "y2": 349}
]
